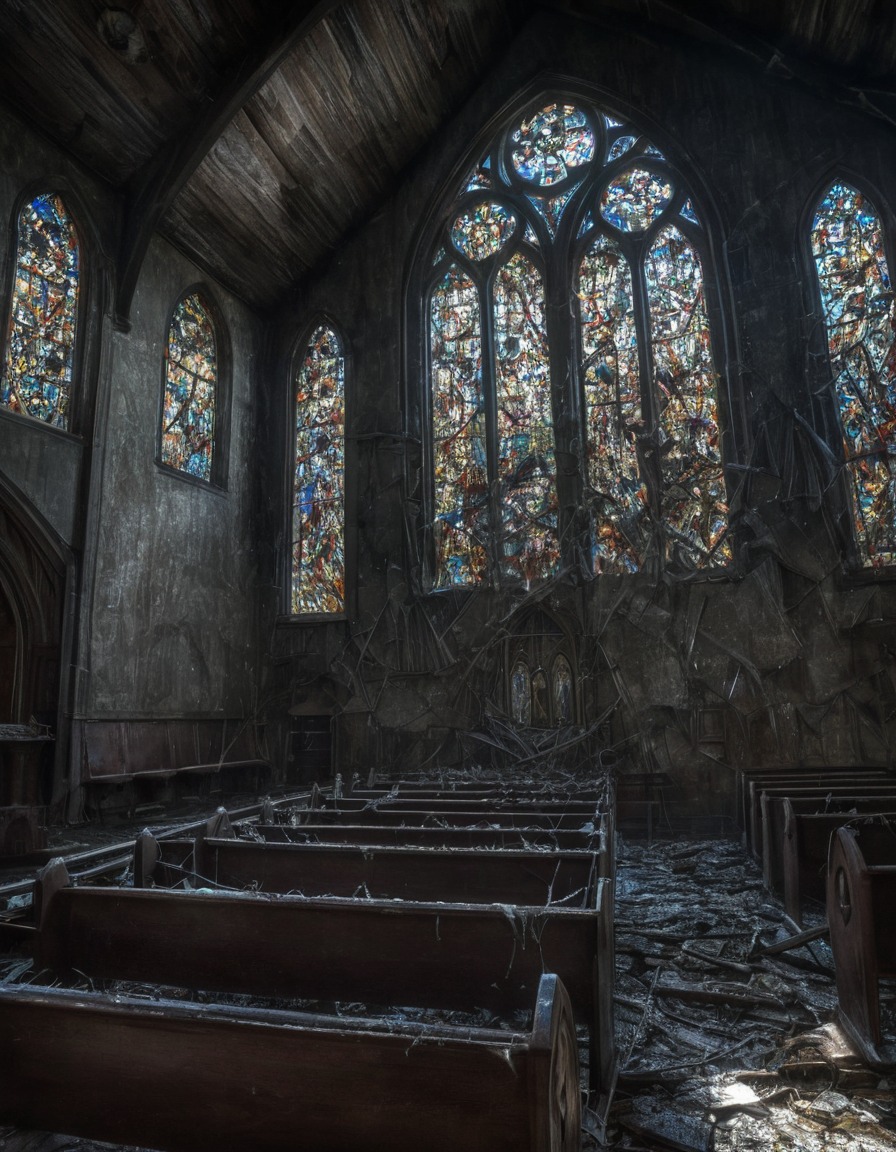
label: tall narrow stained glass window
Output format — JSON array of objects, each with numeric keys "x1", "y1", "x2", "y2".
[
  {"x1": 291, "y1": 324, "x2": 345, "y2": 615},
  {"x1": 161, "y1": 292, "x2": 218, "y2": 481},
  {"x1": 1, "y1": 193, "x2": 79, "y2": 428},
  {"x1": 425, "y1": 98, "x2": 729, "y2": 587},
  {"x1": 810, "y1": 183, "x2": 896, "y2": 566}
]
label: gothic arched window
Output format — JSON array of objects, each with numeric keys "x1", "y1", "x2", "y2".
[
  {"x1": 1, "y1": 193, "x2": 80, "y2": 429},
  {"x1": 291, "y1": 323, "x2": 345, "y2": 615},
  {"x1": 161, "y1": 291, "x2": 220, "y2": 482},
  {"x1": 423, "y1": 98, "x2": 729, "y2": 587},
  {"x1": 810, "y1": 182, "x2": 896, "y2": 567}
]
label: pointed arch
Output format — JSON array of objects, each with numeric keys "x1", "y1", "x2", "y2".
[
  {"x1": 1, "y1": 192, "x2": 80, "y2": 429},
  {"x1": 160, "y1": 288, "x2": 228, "y2": 485},
  {"x1": 416, "y1": 92, "x2": 731, "y2": 586},
  {"x1": 290, "y1": 321, "x2": 346, "y2": 615},
  {"x1": 810, "y1": 180, "x2": 896, "y2": 567}
]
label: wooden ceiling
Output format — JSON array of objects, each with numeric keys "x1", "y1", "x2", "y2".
[{"x1": 0, "y1": 0, "x2": 891, "y2": 317}]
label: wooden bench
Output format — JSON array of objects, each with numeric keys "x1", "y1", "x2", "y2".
[
  {"x1": 136, "y1": 830, "x2": 601, "y2": 906},
  {"x1": 246, "y1": 819, "x2": 602, "y2": 853},
  {"x1": 827, "y1": 823, "x2": 896, "y2": 1067},
  {"x1": 742, "y1": 769, "x2": 894, "y2": 856},
  {"x1": 736, "y1": 765, "x2": 895, "y2": 835},
  {"x1": 0, "y1": 972, "x2": 579, "y2": 1152},
  {"x1": 781, "y1": 798, "x2": 896, "y2": 925},
  {"x1": 759, "y1": 785, "x2": 896, "y2": 893},
  {"x1": 34, "y1": 859, "x2": 613, "y2": 1097}
]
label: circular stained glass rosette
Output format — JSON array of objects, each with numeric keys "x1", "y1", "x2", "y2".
[
  {"x1": 600, "y1": 168, "x2": 674, "y2": 233},
  {"x1": 511, "y1": 103, "x2": 595, "y2": 187},
  {"x1": 451, "y1": 202, "x2": 517, "y2": 261}
]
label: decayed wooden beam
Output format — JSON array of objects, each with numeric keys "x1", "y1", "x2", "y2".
[{"x1": 114, "y1": 0, "x2": 341, "y2": 326}]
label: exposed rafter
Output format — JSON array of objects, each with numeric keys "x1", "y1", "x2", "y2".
[{"x1": 114, "y1": 0, "x2": 342, "y2": 327}]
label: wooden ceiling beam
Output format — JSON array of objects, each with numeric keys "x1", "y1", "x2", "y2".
[{"x1": 114, "y1": 0, "x2": 342, "y2": 328}]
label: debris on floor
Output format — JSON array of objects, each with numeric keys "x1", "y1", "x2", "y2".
[{"x1": 603, "y1": 837, "x2": 896, "y2": 1152}]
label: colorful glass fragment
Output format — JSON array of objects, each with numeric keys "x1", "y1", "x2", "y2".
[
  {"x1": 680, "y1": 199, "x2": 700, "y2": 226},
  {"x1": 510, "y1": 661, "x2": 532, "y2": 724},
  {"x1": 524, "y1": 222, "x2": 540, "y2": 247},
  {"x1": 811, "y1": 182, "x2": 896, "y2": 566},
  {"x1": 431, "y1": 266, "x2": 488, "y2": 587},
  {"x1": 463, "y1": 161, "x2": 493, "y2": 194},
  {"x1": 1, "y1": 194, "x2": 79, "y2": 428},
  {"x1": 578, "y1": 235, "x2": 648, "y2": 572},
  {"x1": 608, "y1": 135, "x2": 636, "y2": 161},
  {"x1": 646, "y1": 225, "x2": 728, "y2": 567},
  {"x1": 161, "y1": 293, "x2": 217, "y2": 481},
  {"x1": 493, "y1": 252, "x2": 559, "y2": 584},
  {"x1": 511, "y1": 103, "x2": 594, "y2": 186},
  {"x1": 291, "y1": 325, "x2": 346, "y2": 614},
  {"x1": 552, "y1": 655, "x2": 574, "y2": 724},
  {"x1": 451, "y1": 202, "x2": 516, "y2": 261},
  {"x1": 600, "y1": 169, "x2": 674, "y2": 233}
]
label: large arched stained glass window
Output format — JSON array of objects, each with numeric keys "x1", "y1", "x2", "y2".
[
  {"x1": 810, "y1": 182, "x2": 896, "y2": 567},
  {"x1": 425, "y1": 98, "x2": 729, "y2": 587},
  {"x1": 291, "y1": 324, "x2": 345, "y2": 615},
  {"x1": 1, "y1": 193, "x2": 80, "y2": 429},
  {"x1": 161, "y1": 292, "x2": 218, "y2": 481}
]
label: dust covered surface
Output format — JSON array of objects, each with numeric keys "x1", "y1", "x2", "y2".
[{"x1": 599, "y1": 836, "x2": 896, "y2": 1152}]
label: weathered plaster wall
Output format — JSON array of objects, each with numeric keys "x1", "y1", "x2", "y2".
[
  {"x1": 83, "y1": 235, "x2": 262, "y2": 725},
  {"x1": 259, "y1": 11, "x2": 896, "y2": 821}
]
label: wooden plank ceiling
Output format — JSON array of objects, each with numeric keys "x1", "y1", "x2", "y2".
[{"x1": 0, "y1": 0, "x2": 891, "y2": 314}]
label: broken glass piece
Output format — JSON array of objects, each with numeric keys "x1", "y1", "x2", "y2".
[{"x1": 680, "y1": 199, "x2": 701, "y2": 226}]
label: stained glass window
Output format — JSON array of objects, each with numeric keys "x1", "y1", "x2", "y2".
[
  {"x1": 161, "y1": 293, "x2": 218, "y2": 481},
  {"x1": 811, "y1": 182, "x2": 896, "y2": 567},
  {"x1": 292, "y1": 324, "x2": 345, "y2": 614},
  {"x1": 424, "y1": 97, "x2": 728, "y2": 586},
  {"x1": 1, "y1": 193, "x2": 79, "y2": 428}
]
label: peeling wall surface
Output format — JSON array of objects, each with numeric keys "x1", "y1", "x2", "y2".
[
  {"x1": 260, "y1": 12, "x2": 896, "y2": 820},
  {"x1": 85, "y1": 236, "x2": 261, "y2": 722}
]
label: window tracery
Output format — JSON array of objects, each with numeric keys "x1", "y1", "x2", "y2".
[
  {"x1": 291, "y1": 323, "x2": 345, "y2": 615},
  {"x1": 424, "y1": 97, "x2": 729, "y2": 587},
  {"x1": 1, "y1": 193, "x2": 79, "y2": 429},
  {"x1": 810, "y1": 182, "x2": 896, "y2": 567}
]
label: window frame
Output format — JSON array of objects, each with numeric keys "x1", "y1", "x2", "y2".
[
  {"x1": 804, "y1": 171, "x2": 896, "y2": 580},
  {"x1": 285, "y1": 315, "x2": 351, "y2": 622},
  {"x1": 407, "y1": 85, "x2": 741, "y2": 592},
  {"x1": 0, "y1": 185, "x2": 89, "y2": 438},
  {"x1": 155, "y1": 284, "x2": 231, "y2": 492}
]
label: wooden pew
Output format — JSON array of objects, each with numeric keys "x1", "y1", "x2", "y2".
[
  {"x1": 827, "y1": 823, "x2": 896, "y2": 1066},
  {"x1": 758, "y1": 785, "x2": 896, "y2": 891},
  {"x1": 743, "y1": 770, "x2": 894, "y2": 856},
  {"x1": 0, "y1": 972, "x2": 580, "y2": 1152},
  {"x1": 294, "y1": 806, "x2": 600, "y2": 830},
  {"x1": 136, "y1": 832, "x2": 599, "y2": 907},
  {"x1": 246, "y1": 820, "x2": 600, "y2": 852},
  {"x1": 310, "y1": 797, "x2": 602, "y2": 815},
  {"x1": 34, "y1": 860, "x2": 614, "y2": 1096},
  {"x1": 781, "y1": 799, "x2": 896, "y2": 925},
  {"x1": 736, "y1": 765, "x2": 894, "y2": 836}
]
